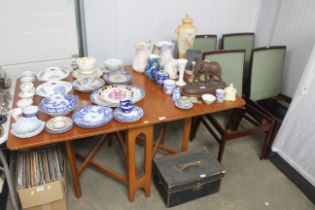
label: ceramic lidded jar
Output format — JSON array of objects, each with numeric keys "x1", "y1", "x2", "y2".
[
  {"x1": 224, "y1": 83, "x2": 237, "y2": 101},
  {"x1": 132, "y1": 42, "x2": 153, "y2": 73},
  {"x1": 176, "y1": 15, "x2": 197, "y2": 59}
]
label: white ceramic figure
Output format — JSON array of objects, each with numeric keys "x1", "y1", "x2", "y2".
[
  {"x1": 155, "y1": 41, "x2": 174, "y2": 68},
  {"x1": 224, "y1": 83, "x2": 237, "y2": 101},
  {"x1": 176, "y1": 59, "x2": 188, "y2": 87},
  {"x1": 164, "y1": 58, "x2": 179, "y2": 79},
  {"x1": 132, "y1": 42, "x2": 152, "y2": 73}
]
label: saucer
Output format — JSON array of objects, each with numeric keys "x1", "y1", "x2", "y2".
[
  {"x1": 103, "y1": 70, "x2": 132, "y2": 85},
  {"x1": 73, "y1": 77, "x2": 104, "y2": 93},
  {"x1": 46, "y1": 116, "x2": 73, "y2": 133},
  {"x1": 72, "y1": 68, "x2": 103, "y2": 79},
  {"x1": 175, "y1": 101, "x2": 193, "y2": 110},
  {"x1": 113, "y1": 106, "x2": 143, "y2": 123}
]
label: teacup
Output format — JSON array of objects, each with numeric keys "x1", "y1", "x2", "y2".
[
  {"x1": 163, "y1": 79, "x2": 176, "y2": 95},
  {"x1": 22, "y1": 105, "x2": 39, "y2": 118},
  {"x1": 20, "y1": 82, "x2": 34, "y2": 93},
  {"x1": 215, "y1": 89, "x2": 225, "y2": 103},
  {"x1": 20, "y1": 76, "x2": 35, "y2": 84},
  {"x1": 177, "y1": 96, "x2": 192, "y2": 108},
  {"x1": 17, "y1": 98, "x2": 33, "y2": 108},
  {"x1": 76, "y1": 57, "x2": 96, "y2": 74},
  {"x1": 120, "y1": 100, "x2": 134, "y2": 113},
  {"x1": 22, "y1": 70, "x2": 35, "y2": 77}
]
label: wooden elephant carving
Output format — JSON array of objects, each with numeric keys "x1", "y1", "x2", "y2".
[{"x1": 192, "y1": 59, "x2": 222, "y2": 82}]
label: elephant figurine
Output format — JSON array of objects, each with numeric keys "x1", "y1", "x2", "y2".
[{"x1": 192, "y1": 59, "x2": 222, "y2": 82}]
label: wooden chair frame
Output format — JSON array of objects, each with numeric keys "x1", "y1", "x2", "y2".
[{"x1": 193, "y1": 34, "x2": 218, "y2": 51}]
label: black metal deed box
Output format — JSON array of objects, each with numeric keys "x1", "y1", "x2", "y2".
[{"x1": 153, "y1": 147, "x2": 225, "y2": 207}]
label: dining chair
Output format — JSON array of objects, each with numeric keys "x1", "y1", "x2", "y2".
[
  {"x1": 192, "y1": 34, "x2": 217, "y2": 53},
  {"x1": 221, "y1": 33, "x2": 255, "y2": 91},
  {"x1": 190, "y1": 50, "x2": 277, "y2": 162}
]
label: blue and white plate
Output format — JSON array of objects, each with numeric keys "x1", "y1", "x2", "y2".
[
  {"x1": 103, "y1": 70, "x2": 132, "y2": 85},
  {"x1": 36, "y1": 81, "x2": 72, "y2": 97},
  {"x1": 72, "y1": 105, "x2": 113, "y2": 128},
  {"x1": 73, "y1": 77, "x2": 104, "y2": 93},
  {"x1": 114, "y1": 106, "x2": 143, "y2": 123},
  {"x1": 39, "y1": 93, "x2": 78, "y2": 116},
  {"x1": 37, "y1": 67, "x2": 69, "y2": 82},
  {"x1": 11, "y1": 119, "x2": 45, "y2": 138},
  {"x1": 90, "y1": 85, "x2": 145, "y2": 107},
  {"x1": 175, "y1": 101, "x2": 193, "y2": 110}
]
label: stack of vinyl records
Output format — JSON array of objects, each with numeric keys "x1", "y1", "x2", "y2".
[{"x1": 16, "y1": 146, "x2": 64, "y2": 189}]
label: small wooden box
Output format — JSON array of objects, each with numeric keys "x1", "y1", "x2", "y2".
[{"x1": 153, "y1": 147, "x2": 225, "y2": 207}]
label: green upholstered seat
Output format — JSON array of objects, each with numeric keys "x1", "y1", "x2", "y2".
[
  {"x1": 192, "y1": 35, "x2": 217, "y2": 53},
  {"x1": 248, "y1": 46, "x2": 286, "y2": 101},
  {"x1": 203, "y1": 50, "x2": 245, "y2": 96}
]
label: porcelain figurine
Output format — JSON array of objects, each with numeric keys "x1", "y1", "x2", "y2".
[
  {"x1": 164, "y1": 58, "x2": 179, "y2": 79},
  {"x1": 176, "y1": 59, "x2": 188, "y2": 87},
  {"x1": 155, "y1": 41, "x2": 174, "y2": 68},
  {"x1": 176, "y1": 15, "x2": 197, "y2": 58},
  {"x1": 145, "y1": 54, "x2": 160, "y2": 80},
  {"x1": 224, "y1": 83, "x2": 237, "y2": 101},
  {"x1": 132, "y1": 42, "x2": 153, "y2": 73}
]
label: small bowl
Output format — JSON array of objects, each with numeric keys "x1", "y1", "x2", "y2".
[
  {"x1": 17, "y1": 98, "x2": 33, "y2": 108},
  {"x1": 201, "y1": 94, "x2": 216, "y2": 105},
  {"x1": 20, "y1": 76, "x2": 35, "y2": 83},
  {"x1": 22, "y1": 105, "x2": 39, "y2": 118},
  {"x1": 20, "y1": 82, "x2": 34, "y2": 92},
  {"x1": 22, "y1": 70, "x2": 35, "y2": 77}
]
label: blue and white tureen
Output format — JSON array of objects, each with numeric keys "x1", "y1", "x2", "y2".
[
  {"x1": 36, "y1": 81, "x2": 72, "y2": 98},
  {"x1": 39, "y1": 93, "x2": 78, "y2": 117},
  {"x1": 37, "y1": 67, "x2": 69, "y2": 82},
  {"x1": 11, "y1": 117, "x2": 45, "y2": 138}
]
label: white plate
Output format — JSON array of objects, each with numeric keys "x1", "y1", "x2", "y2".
[
  {"x1": 99, "y1": 86, "x2": 132, "y2": 104},
  {"x1": 72, "y1": 68, "x2": 103, "y2": 79},
  {"x1": 103, "y1": 70, "x2": 132, "y2": 85},
  {"x1": 37, "y1": 67, "x2": 69, "y2": 81},
  {"x1": 36, "y1": 81, "x2": 72, "y2": 97},
  {"x1": 46, "y1": 116, "x2": 73, "y2": 133},
  {"x1": 11, "y1": 120, "x2": 45, "y2": 138}
]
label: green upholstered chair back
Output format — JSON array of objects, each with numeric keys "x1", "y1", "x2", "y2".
[
  {"x1": 248, "y1": 46, "x2": 286, "y2": 101},
  {"x1": 203, "y1": 50, "x2": 245, "y2": 96},
  {"x1": 192, "y1": 35, "x2": 217, "y2": 53}
]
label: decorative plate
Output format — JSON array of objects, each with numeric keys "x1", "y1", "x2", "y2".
[
  {"x1": 99, "y1": 86, "x2": 132, "y2": 104},
  {"x1": 73, "y1": 77, "x2": 104, "y2": 93},
  {"x1": 46, "y1": 116, "x2": 73, "y2": 133},
  {"x1": 37, "y1": 67, "x2": 69, "y2": 82},
  {"x1": 113, "y1": 106, "x2": 143, "y2": 123},
  {"x1": 39, "y1": 93, "x2": 78, "y2": 116},
  {"x1": 72, "y1": 105, "x2": 113, "y2": 128},
  {"x1": 90, "y1": 85, "x2": 145, "y2": 107},
  {"x1": 103, "y1": 70, "x2": 132, "y2": 85},
  {"x1": 36, "y1": 81, "x2": 72, "y2": 97},
  {"x1": 11, "y1": 118, "x2": 45, "y2": 138},
  {"x1": 72, "y1": 68, "x2": 103, "y2": 79},
  {"x1": 175, "y1": 101, "x2": 193, "y2": 110}
]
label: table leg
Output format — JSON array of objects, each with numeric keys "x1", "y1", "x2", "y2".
[
  {"x1": 65, "y1": 141, "x2": 81, "y2": 198},
  {"x1": 181, "y1": 117, "x2": 192, "y2": 152},
  {"x1": 126, "y1": 125, "x2": 153, "y2": 202}
]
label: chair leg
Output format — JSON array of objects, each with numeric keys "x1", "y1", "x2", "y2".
[
  {"x1": 189, "y1": 117, "x2": 201, "y2": 141},
  {"x1": 217, "y1": 137, "x2": 227, "y2": 162}
]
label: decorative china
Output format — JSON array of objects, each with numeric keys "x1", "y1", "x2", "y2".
[
  {"x1": 11, "y1": 117, "x2": 45, "y2": 138},
  {"x1": 22, "y1": 70, "x2": 35, "y2": 77},
  {"x1": 119, "y1": 100, "x2": 134, "y2": 113},
  {"x1": 10, "y1": 108, "x2": 23, "y2": 121},
  {"x1": 72, "y1": 105, "x2": 113, "y2": 128},
  {"x1": 36, "y1": 81, "x2": 72, "y2": 97},
  {"x1": 99, "y1": 86, "x2": 132, "y2": 104},
  {"x1": 20, "y1": 82, "x2": 34, "y2": 92},
  {"x1": 103, "y1": 70, "x2": 132, "y2": 85},
  {"x1": 22, "y1": 105, "x2": 39, "y2": 118},
  {"x1": 37, "y1": 67, "x2": 69, "y2": 81},
  {"x1": 215, "y1": 89, "x2": 225, "y2": 103},
  {"x1": 90, "y1": 85, "x2": 145, "y2": 107},
  {"x1": 17, "y1": 98, "x2": 33, "y2": 108},
  {"x1": 114, "y1": 106, "x2": 144, "y2": 123},
  {"x1": 155, "y1": 41, "x2": 174, "y2": 68},
  {"x1": 72, "y1": 68, "x2": 103, "y2": 79},
  {"x1": 46, "y1": 116, "x2": 73, "y2": 133},
  {"x1": 224, "y1": 83, "x2": 237, "y2": 101},
  {"x1": 104, "y1": 58, "x2": 123, "y2": 71},
  {"x1": 145, "y1": 54, "x2": 160, "y2": 80},
  {"x1": 176, "y1": 15, "x2": 197, "y2": 58},
  {"x1": 18, "y1": 89, "x2": 35, "y2": 99},
  {"x1": 175, "y1": 100, "x2": 193, "y2": 110},
  {"x1": 76, "y1": 57, "x2": 97, "y2": 74},
  {"x1": 20, "y1": 76, "x2": 35, "y2": 84},
  {"x1": 177, "y1": 96, "x2": 192, "y2": 108},
  {"x1": 39, "y1": 93, "x2": 78, "y2": 116},
  {"x1": 155, "y1": 71, "x2": 169, "y2": 86},
  {"x1": 132, "y1": 42, "x2": 152, "y2": 73},
  {"x1": 73, "y1": 77, "x2": 104, "y2": 93},
  {"x1": 163, "y1": 79, "x2": 176, "y2": 95},
  {"x1": 201, "y1": 94, "x2": 216, "y2": 105},
  {"x1": 176, "y1": 59, "x2": 188, "y2": 87}
]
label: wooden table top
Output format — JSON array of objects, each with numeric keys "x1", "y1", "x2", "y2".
[{"x1": 7, "y1": 66, "x2": 245, "y2": 150}]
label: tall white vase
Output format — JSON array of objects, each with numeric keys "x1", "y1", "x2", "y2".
[
  {"x1": 156, "y1": 41, "x2": 174, "y2": 68},
  {"x1": 176, "y1": 59, "x2": 188, "y2": 86}
]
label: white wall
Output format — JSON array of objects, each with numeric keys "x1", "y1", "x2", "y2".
[
  {"x1": 0, "y1": 0, "x2": 79, "y2": 79},
  {"x1": 256, "y1": 0, "x2": 315, "y2": 97},
  {"x1": 84, "y1": 0, "x2": 261, "y2": 66}
]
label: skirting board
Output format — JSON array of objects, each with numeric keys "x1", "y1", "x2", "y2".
[{"x1": 269, "y1": 152, "x2": 315, "y2": 204}]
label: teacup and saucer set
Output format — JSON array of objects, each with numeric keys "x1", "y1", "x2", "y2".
[
  {"x1": 73, "y1": 57, "x2": 103, "y2": 78},
  {"x1": 113, "y1": 100, "x2": 144, "y2": 123},
  {"x1": 175, "y1": 96, "x2": 193, "y2": 110},
  {"x1": 18, "y1": 82, "x2": 35, "y2": 99}
]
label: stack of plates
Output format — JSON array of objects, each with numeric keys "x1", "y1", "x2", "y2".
[
  {"x1": 113, "y1": 106, "x2": 144, "y2": 123},
  {"x1": 73, "y1": 77, "x2": 104, "y2": 93},
  {"x1": 104, "y1": 59, "x2": 123, "y2": 71},
  {"x1": 46, "y1": 117, "x2": 73, "y2": 133},
  {"x1": 72, "y1": 105, "x2": 113, "y2": 128},
  {"x1": 11, "y1": 117, "x2": 45, "y2": 138},
  {"x1": 72, "y1": 68, "x2": 103, "y2": 79},
  {"x1": 36, "y1": 81, "x2": 72, "y2": 98},
  {"x1": 37, "y1": 67, "x2": 69, "y2": 81},
  {"x1": 90, "y1": 85, "x2": 145, "y2": 107},
  {"x1": 39, "y1": 93, "x2": 78, "y2": 116},
  {"x1": 103, "y1": 70, "x2": 132, "y2": 85}
]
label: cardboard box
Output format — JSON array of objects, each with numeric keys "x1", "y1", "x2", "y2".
[{"x1": 18, "y1": 178, "x2": 67, "y2": 210}]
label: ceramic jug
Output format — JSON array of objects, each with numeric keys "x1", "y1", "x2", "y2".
[
  {"x1": 155, "y1": 41, "x2": 174, "y2": 68},
  {"x1": 176, "y1": 15, "x2": 197, "y2": 59},
  {"x1": 132, "y1": 42, "x2": 153, "y2": 73}
]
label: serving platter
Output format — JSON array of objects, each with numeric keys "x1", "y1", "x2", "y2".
[
  {"x1": 11, "y1": 117, "x2": 45, "y2": 138},
  {"x1": 113, "y1": 106, "x2": 143, "y2": 123},
  {"x1": 90, "y1": 85, "x2": 145, "y2": 107},
  {"x1": 103, "y1": 70, "x2": 132, "y2": 85},
  {"x1": 37, "y1": 67, "x2": 69, "y2": 81},
  {"x1": 72, "y1": 105, "x2": 113, "y2": 128},
  {"x1": 36, "y1": 81, "x2": 72, "y2": 98},
  {"x1": 73, "y1": 77, "x2": 104, "y2": 93}
]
